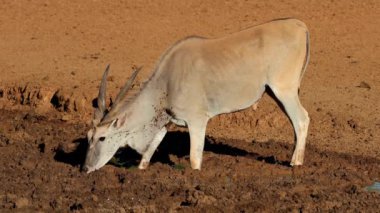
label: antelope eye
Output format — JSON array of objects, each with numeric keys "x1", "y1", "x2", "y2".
[{"x1": 99, "y1": 137, "x2": 106, "y2": 142}]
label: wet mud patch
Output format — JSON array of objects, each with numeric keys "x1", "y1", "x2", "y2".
[{"x1": 0, "y1": 109, "x2": 379, "y2": 212}]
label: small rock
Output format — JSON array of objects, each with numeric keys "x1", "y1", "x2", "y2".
[
  {"x1": 357, "y1": 81, "x2": 371, "y2": 90},
  {"x1": 347, "y1": 119, "x2": 359, "y2": 129},
  {"x1": 61, "y1": 114, "x2": 71, "y2": 121},
  {"x1": 15, "y1": 197, "x2": 29, "y2": 208},
  {"x1": 91, "y1": 195, "x2": 99, "y2": 202},
  {"x1": 240, "y1": 192, "x2": 252, "y2": 201},
  {"x1": 278, "y1": 191, "x2": 287, "y2": 200}
]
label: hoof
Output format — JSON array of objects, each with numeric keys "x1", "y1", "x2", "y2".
[
  {"x1": 290, "y1": 161, "x2": 303, "y2": 166},
  {"x1": 291, "y1": 150, "x2": 304, "y2": 166},
  {"x1": 138, "y1": 161, "x2": 149, "y2": 170},
  {"x1": 190, "y1": 161, "x2": 202, "y2": 170}
]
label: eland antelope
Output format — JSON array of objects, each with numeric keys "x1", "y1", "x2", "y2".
[{"x1": 83, "y1": 18, "x2": 310, "y2": 173}]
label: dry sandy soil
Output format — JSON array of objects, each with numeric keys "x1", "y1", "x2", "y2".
[{"x1": 0, "y1": 0, "x2": 379, "y2": 212}]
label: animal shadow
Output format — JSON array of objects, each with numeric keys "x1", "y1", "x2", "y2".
[
  {"x1": 53, "y1": 131, "x2": 290, "y2": 170},
  {"x1": 112, "y1": 131, "x2": 291, "y2": 168},
  {"x1": 54, "y1": 137, "x2": 88, "y2": 167}
]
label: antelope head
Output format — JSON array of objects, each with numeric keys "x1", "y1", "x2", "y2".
[{"x1": 83, "y1": 65, "x2": 141, "y2": 173}]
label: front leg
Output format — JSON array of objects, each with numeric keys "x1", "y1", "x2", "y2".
[
  {"x1": 187, "y1": 117, "x2": 209, "y2": 170},
  {"x1": 138, "y1": 127, "x2": 167, "y2": 169}
]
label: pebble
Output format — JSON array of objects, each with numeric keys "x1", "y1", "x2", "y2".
[
  {"x1": 15, "y1": 197, "x2": 29, "y2": 208},
  {"x1": 357, "y1": 81, "x2": 371, "y2": 90},
  {"x1": 92, "y1": 195, "x2": 99, "y2": 202},
  {"x1": 61, "y1": 114, "x2": 72, "y2": 121},
  {"x1": 278, "y1": 191, "x2": 287, "y2": 200}
]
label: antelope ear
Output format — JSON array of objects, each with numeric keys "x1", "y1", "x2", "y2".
[
  {"x1": 108, "y1": 119, "x2": 117, "y2": 129},
  {"x1": 92, "y1": 108, "x2": 103, "y2": 126},
  {"x1": 110, "y1": 117, "x2": 126, "y2": 129},
  {"x1": 87, "y1": 129, "x2": 94, "y2": 140}
]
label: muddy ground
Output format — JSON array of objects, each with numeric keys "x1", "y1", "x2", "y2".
[
  {"x1": 0, "y1": 109, "x2": 379, "y2": 212},
  {"x1": 0, "y1": 0, "x2": 380, "y2": 212}
]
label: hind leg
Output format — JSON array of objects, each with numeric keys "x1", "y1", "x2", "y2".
[{"x1": 270, "y1": 87, "x2": 310, "y2": 166}]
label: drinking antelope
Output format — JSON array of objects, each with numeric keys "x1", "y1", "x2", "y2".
[{"x1": 84, "y1": 18, "x2": 310, "y2": 173}]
